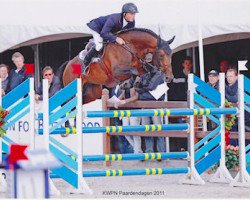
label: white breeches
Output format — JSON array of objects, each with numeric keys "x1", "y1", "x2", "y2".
[{"x1": 89, "y1": 28, "x2": 103, "y2": 51}]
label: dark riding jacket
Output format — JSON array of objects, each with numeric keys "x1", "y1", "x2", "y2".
[{"x1": 87, "y1": 13, "x2": 135, "y2": 42}]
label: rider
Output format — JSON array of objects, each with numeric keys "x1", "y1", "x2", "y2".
[{"x1": 81, "y1": 3, "x2": 139, "y2": 75}]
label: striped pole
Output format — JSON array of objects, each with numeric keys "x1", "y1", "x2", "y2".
[
  {"x1": 86, "y1": 108, "x2": 237, "y2": 118},
  {"x1": 38, "y1": 123, "x2": 189, "y2": 135},
  {"x1": 82, "y1": 167, "x2": 189, "y2": 177},
  {"x1": 82, "y1": 152, "x2": 189, "y2": 162}
]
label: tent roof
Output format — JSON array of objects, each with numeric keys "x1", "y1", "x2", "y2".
[{"x1": 1, "y1": 0, "x2": 250, "y2": 53}]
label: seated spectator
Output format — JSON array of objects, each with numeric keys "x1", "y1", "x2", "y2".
[
  {"x1": 219, "y1": 59, "x2": 229, "y2": 73},
  {"x1": 207, "y1": 70, "x2": 219, "y2": 90},
  {"x1": 116, "y1": 78, "x2": 142, "y2": 154},
  {"x1": 0, "y1": 64, "x2": 9, "y2": 96},
  {"x1": 171, "y1": 56, "x2": 192, "y2": 101},
  {"x1": 6, "y1": 52, "x2": 32, "y2": 93},
  {"x1": 225, "y1": 68, "x2": 238, "y2": 103},
  {"x1": 135, "y1": 53, "x2": 166, "y2": 154},
  {"x1": 35, "y1": 66, "x2": 62, "y2": 102}
]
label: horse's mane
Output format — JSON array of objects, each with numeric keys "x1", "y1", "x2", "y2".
[{"x1": 117, "y1": 28, "x2": 158, "y2": 39}]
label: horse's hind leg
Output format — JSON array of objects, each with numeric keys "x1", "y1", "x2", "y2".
[{"x1": 82, "y1": 83, "x2": 103, "y2": 104}]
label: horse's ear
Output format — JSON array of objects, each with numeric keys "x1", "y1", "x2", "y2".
[{"x1": 167, "y1": 36, "x2": 175, "y2": 45}]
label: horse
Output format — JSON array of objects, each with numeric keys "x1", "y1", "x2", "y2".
[{"x1": 61, "y1": 28, "x2": 175, "y2": 104}]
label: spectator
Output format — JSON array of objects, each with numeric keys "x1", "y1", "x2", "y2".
[
  {"x1": 225, "y1": 67, "x2": 250, "y2": 145},
  {"x1": 207, "y1": 70, "x2": 219, "y2": 90},
  {"x1": 171, "y1": 56, "x2": 192, "y2": 101},
  {"x1": 219, "y1": 59, "x2": 229, "y2": 73},
  {"x1": 116, "y1": 78, "x2": 142, "y2": 154},
  {"x1": 6, "y1": 52, "x2": 32, "y2": 93},
  {"x1": 225, "y1": 68, "x2": 238, "y2": 103},
  {"x1": 0, "y1": 64, "x2": 9, "y2": 96},
  {"x1": 135, "y1": 53, "x2": 166, "y2": 154},
  {"x1": 109, "y1": 84, "x2": 133, "y2": 154},
  {"x1": 168, "y1": 56, "x2": 192, "y2": 150},
  {"x1": 207, "y1": 70, "x2": 219, "y2": 130},
  {"x1": 35, "y1": 66, "x2": 62, "y2": 102},
  {"x1": 225, "y1": 68, "x2": 239, "y2": 146}
]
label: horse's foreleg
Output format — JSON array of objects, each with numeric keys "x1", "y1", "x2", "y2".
[{"x1": 82, "y1": 82, "x2": 102, "y2": 104}]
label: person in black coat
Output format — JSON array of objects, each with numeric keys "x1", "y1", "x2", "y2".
[
  {"x1": 35, "y1": 66, "x2": 62, "y2": 101},
  {"x1": 6, "y1": 52, "x2": 33, "y2": 93},
  {"x1": 81, "y1": 3, "x2": 139, "y2": 74},
  {"x1": 169, "y1": 56, "x2": 192, "y2": 101}
]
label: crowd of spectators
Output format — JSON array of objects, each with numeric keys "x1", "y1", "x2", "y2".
[{"x1": 0, "y1": 52, "x2": 62, "y2": 100}]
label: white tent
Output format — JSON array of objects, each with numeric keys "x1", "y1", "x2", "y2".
[{"x1": 1, "y1": 0, "x2": 250, "y2": 53}]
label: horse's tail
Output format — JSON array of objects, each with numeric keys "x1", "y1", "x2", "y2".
[{"x1": 55, "y1": 61, "x2": 68, "y2": 87}]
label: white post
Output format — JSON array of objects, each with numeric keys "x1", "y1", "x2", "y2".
[
  {"x1": 197, "y1": 0, "x2": 207, "y2": 133},
  {"x1": 165, "y1": 116, "x2": 170, "y2": 153},
  {"x1": 181, "y1": 74, "x2": 205, "y2": 185},
  {"x1": 29, "y1": 78, "x2": 35, "y2": 150},
  {"x1": 43, "y1": 79, "x2": 49, "y2": 151},
  {"x1": 192, "y1": 47, "x2": 196, "y2": 74},
  {"x1": 0, "y1": 78, "x2": 7, "y2": 192},
  {"x1": 164, "y1": 92, "x2": 170, "y2": 153},
  {"x1": 230, "y1": 74, "x2": 250, "y2": 187},
  {"x1": 43, "y1": 79, "x2": 60, "y2": 196},
  {"x1": 197, "y1": 0, "x2": 205, "y2": 82},
  {"x1": 198, "y1": 6, "x2": 207, "y2": 133},
  {"x1": 210, "y1": 73, "x2": 233, "y2": 183},
  {"x1": 72, "y1": 79, "x2": 92, "y2": 194}
]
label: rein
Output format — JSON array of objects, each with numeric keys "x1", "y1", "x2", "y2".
[{"x1": 121, "y1": 42, "x2": 158, "y2": 72}]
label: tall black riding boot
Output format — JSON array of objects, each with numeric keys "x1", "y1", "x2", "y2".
[{"x1": 81, "y1": 47, "x2": 99, "y2": 75}]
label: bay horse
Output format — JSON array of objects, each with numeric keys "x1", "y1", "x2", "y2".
[{"x1": 62, "y1": 28, "x2": 175, "y2": 104}]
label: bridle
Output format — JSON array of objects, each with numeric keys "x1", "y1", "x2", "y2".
[{"x1": 119, "y1": 36, "x2": 171, "y2": 72}]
